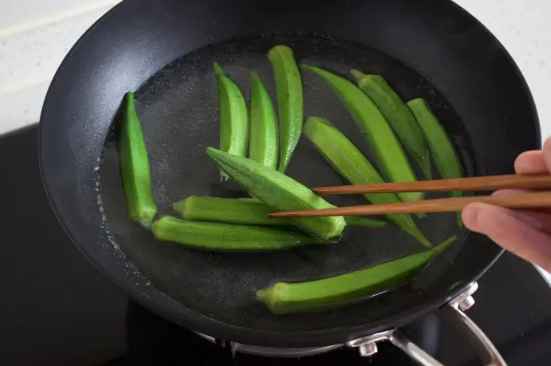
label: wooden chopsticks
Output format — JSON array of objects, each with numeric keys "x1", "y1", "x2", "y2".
[
  {"x1": 269, "y1": 174, "x2": 551, "y2": 218},
  {"x1": 311, "y1": 174, "x2": 551, "y2": 195},
  {"x1": 269, "y1": 192, "x2": 551, "y2": 218}
]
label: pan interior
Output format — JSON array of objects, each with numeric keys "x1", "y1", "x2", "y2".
[{"x1": 100, "y1": 33, "x2": 475, "y2": 332}]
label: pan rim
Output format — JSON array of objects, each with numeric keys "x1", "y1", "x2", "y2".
[{"x1": 38, "y1": 0, "x2": 540, "y2": 347}]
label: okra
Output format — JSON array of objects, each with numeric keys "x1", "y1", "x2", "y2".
[
  {"x1": 343, "y1": 216, "x2": 386, "y2": 228},
  {"x1": 213, "y1": 62, "x2": 249, "y2": 179},
  {"x1": 119, "y1": 92, "x2": 157, "y2": 228},
  {"x1": 408, "y1": 98, "x2": 464, "y2": 226},
  {"x1": 152, "y1": 216, "x2": 331, "y2": 251},
  {"x1": 174, "y1": 196, "x2": 286, "y2": 226},
  {"x1": 256, "y1": 236, "x2": 455, "y2": 315},
  {"x1": 351, "y1": 71, "x2": 431, "y2": 179},
  {"x1": 302, "y1": 65, "x2": 421, "y2": 202},
  {"x1": 205, "y1": 148, "x2": 346, "y2": 240},
  {"x1": 174, "y1": 195, "x2": 385, "y2": 228},
  {"x1": 304, "y1": 117, "x2": 431, "y2": 248},
  {"x1": 268, "y1": 45, "x2": 303, "y2": 173},
  {"x1": 249, "y1": 71, "x2": 278, "y2": 169}
]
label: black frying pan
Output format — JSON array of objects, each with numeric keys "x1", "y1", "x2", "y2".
[{"x1": 39, "y1": 0, "x2": 540, "y2": 350}]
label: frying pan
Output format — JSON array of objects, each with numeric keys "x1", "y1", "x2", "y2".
[{"x1": 39, "y1": 0, "x2": 540, "y2": 363}]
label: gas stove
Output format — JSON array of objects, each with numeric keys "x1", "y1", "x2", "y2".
[{"x1": 2, "y1": 125, "x2": 551, "y2": 365}]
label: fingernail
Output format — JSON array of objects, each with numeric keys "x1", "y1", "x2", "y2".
[{"x1": 544, "y1": 137, "x2": 551, "y2": 152}]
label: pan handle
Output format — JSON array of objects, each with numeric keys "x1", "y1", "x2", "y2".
[{"x1": 348, "y1": 282, "x2": 507, "y2": 366}]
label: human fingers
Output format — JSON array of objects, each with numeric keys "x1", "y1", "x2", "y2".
[
  {"x1": 543, "y1": 138, "x2": 551, "y2": 173},
  {"x1": 462, "y1": 202, "x2": 551, "y2": 272},
  {"x1": 469, "y1": 193, "x2": 550, "y2": 231},
  {"x1": 514, "y1": 151, "x2": 546, "y2": 174},
  {"x1": 514, "y1": 137, "x2": 551, "y2": 174},
  {"x1": 492, "y1": 189, "x2": 551, "y2": 220}
]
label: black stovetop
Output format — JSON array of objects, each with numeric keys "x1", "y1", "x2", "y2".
[{"x1": 2, "y1": 125, "x2": 551, "y2": 366}]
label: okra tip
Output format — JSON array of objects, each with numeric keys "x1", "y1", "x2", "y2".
[
  {"x1": 305, "y1": 116, "x2": 335, "y2": 129},
  {"x1": 407, "y1": 98, "x2": 427, "y2": 109},
  {"x1": 205, "y1": 146, "x2": 219, "y2": 163},
  {"x1": 350, "y1": 70, "x2": 384, "y2": 84},
  {"x1": 405, "y1": 226, "x2": 433, "y2": 249},
  {"x1": 205, "y1": 147, "x2": 239, "y2": 180},
  {"x1": 124, "y1": 91, "x2": 135, "y2": 114},
  {"x1": 250, "y1": 70, "x2": 263, "y2": 87},
  {"x1": 124, "y1": 92, "x2": 138, "y2": 116},
  {"x1": 301, "y1": 64, "x2": 337, "y2": 76},
  {"x1": 300, "y1": 64, "x2": 337, "y2": 80},
  {"x1": 213, "y1": 62, "x2": 224, "y2": 75},
  {"x1": 268, "y1": 44, "x2": 294, "y2": 57},
  {"x1": 350, "y1": 69, "x2": 365, "y2": 81},
  {"x1": 432, "y1": 235, "x2": 457, "y2": 254}
]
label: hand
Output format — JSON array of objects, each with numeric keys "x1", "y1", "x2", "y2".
[{"x1": 462, "y1": 138, "x2": 551, "y2": 273}]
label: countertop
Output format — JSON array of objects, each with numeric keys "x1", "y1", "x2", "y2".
[{"x1": 0, "y1": 0, "x2": 550, "y2": 136}]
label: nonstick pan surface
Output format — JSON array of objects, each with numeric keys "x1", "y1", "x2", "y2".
[{"x1": 39, "y1": 0, "x2": 540, "y2": 347}]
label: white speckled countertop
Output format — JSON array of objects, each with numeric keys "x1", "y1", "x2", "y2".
[
  {"x1": 1, "y1": 0, "x2": 551, "y2": 283},
  {"x1": 0, "y1": 0, "x2": 550, "y2": 135},
  {"x1": 0, "y1": 0, "x2": 121, "y2": 132}
]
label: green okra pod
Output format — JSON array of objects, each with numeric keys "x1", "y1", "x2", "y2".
[
  {"x1": 152, "y1": 216, "x2": 331, "y2": 251},
  {"x1": 205, "y1": 147, "x2": 346, "y2": 240},
  {"x1": 256, "y1": 236, "x2": 456, "y2": 314},
  {"x1": 174, "y1": 196, "x2": 285, "y2": 226},
  {"x1": 174, "y1": 195, "x2": 385, "y2": 228},
  {"x1": 268, "y1": 45, "x2": 304, "y2": 173},
  {"x1": 343, "y1": 216, "x2": 387, "y2": 228},
  {"x1": 249, "y1": 71, "x2": 278, "y2": 169},
  {"x1": 304, "y1": 117, "x2": 431, "y2": 247},
  {"x1": 351, "y1": 71, "x2": 431, "y2": 179},
  {"x1": 408, "y1": 98, "x2": 465, "y2": 226},
  {"x1": 302, "y1": 65, "x2": 421, "y2": 202},
  {"x1": 119, "y1": 92, "x2": 157, "y2": 228},
  {"x1": 213, "y1": 62, "x2": 249, "y2": 179}
]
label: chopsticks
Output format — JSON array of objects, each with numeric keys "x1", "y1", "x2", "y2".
[
  {"x1": 269, "y1": 192, "x2": 551, "y2": 218},
  {"x1": 311, "y1": 174, "x2": 551, "y2": 195},
  {"x1": 269, "y1": 174, "x2": 551, "y2": 218}
]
